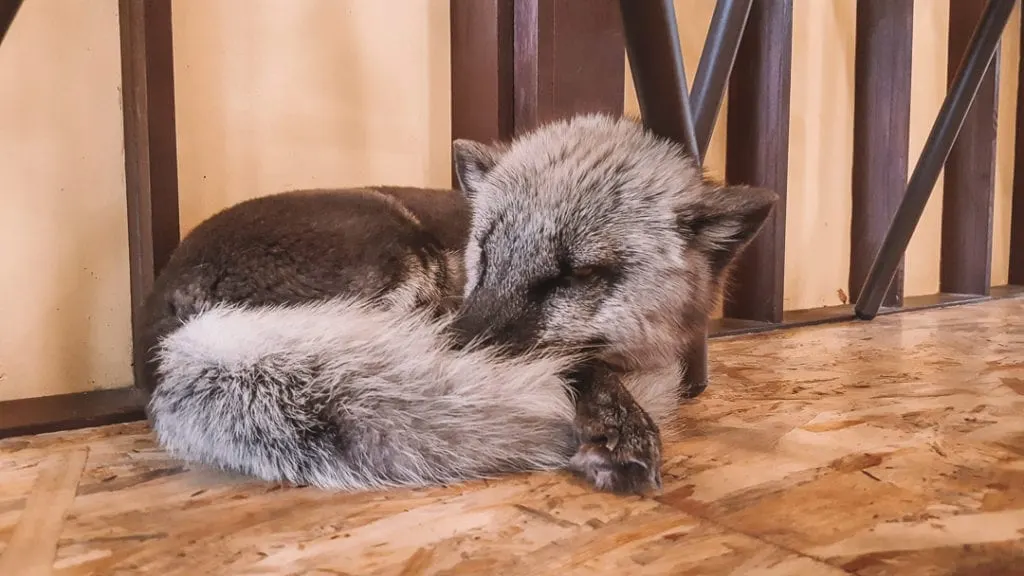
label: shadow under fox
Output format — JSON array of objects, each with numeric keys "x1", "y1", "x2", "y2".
[{"x1": 139, "y1": 114, "x2": 777, "y2": 494}]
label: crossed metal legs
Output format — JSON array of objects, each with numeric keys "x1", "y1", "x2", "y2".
[
  {"x1": 620, "y1": 0, "x2": 752, "y2": 396},
  {"x1": 855, "y1": 0, "x2": 1016, "y2": 319},
  {"x1": 622, "y1": 0, "x2": 1016, "y2": 349},
  {"x1": 620, "y1": 0, "x2": 752, "y2": 164}
]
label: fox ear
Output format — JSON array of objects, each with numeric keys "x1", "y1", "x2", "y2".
[
  {"x1": 676, "y1": 185, "x2": 778, "y2": 274},
  {"x1": 452, "y1": 139, "x2": 502, "y2": 199}
]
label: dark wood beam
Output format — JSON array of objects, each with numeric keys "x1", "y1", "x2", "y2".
[
  {"x1": 0, "y1": 388, "x2": 146, "y2": 440},
  {"x1": 119, "y1": 0, "x2": 180, "y2": 390},
  {"x1": 849, "y1": 0, "x2": 914, "y2": 307},
  {"x1": 512, "y1": 0, "x2": 624, "y2": 133},
  {"x1": 941, "y1": 0, "x2": 1000, "y2": 296},
  {"x1": 710, "y1": 287, "x2": 1022, "y2": 339},
  {"x1": 450, "y1": 0, "x2": 515, "y2": 184},
  {"x1": 724, "y1": 0, "x2": 793, "y2": 323}
]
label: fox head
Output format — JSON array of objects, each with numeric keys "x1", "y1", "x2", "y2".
[{"x1": 449, "y1": 114, "x2": 777, "y2": 369}]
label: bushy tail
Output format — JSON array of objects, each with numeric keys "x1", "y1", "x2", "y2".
[{"x1": 147, "y1": 298, "x2": 581, "y2": 491}]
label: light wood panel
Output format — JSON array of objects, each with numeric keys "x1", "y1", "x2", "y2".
[
  {"x1": 0, "y1": 0, "x2": 454, "y2": 401},
  {"x1": 994, "y1": 2, "x2": 1022, "y2": 286},
  {"x1": 0, "y1": 0, "x2": 131, "y2": 402},
  {"x1": 171, "y1": 0, "x2": 453, "y2": 235},
  {"x1": 784, "y1": 0, "x2": 855, "y2": 311}
]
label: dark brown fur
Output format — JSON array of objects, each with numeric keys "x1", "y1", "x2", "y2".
[{"x1": 138, "y1": 187, "x2": 470, "y2": 394}]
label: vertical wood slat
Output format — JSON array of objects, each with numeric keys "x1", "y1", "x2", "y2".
[
  {"x1": 849, "y1": 0, "x2": 914, "y2": 307},
  {"x1": 1011, "y1": 16, "x2": 1024, "y2": 285},
  {"x1": 724, "y1": 0, "x2": 793, "y2": 323},
  {"x1": 0, "y1": 0, "x2": 23, "y2": 46},
  {"x1": 942, "y1": 0, "x2": 1000, "y2": 296},
  {"x1": 119, "y1": 0, "x2": 180, "y2": 389},
  {"x1": 450, "y1": 0, "x2": 515, "y2": 185},
  {"x1": 512, "y1": 0, "x2": 624, "y2": 133}
]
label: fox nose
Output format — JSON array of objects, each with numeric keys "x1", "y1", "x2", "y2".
[
  {"x1": 448, "y1": 312, "x2": 494, "y2": 349},
  {"x1": 449, "y1": 291, "x2": 544, "y2": 353}
]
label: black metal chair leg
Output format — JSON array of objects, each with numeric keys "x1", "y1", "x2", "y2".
[
  {"x1": 621, "y1": 0, "x2": 748, "y2": 399},
  {"x1": 620, "y1": 0, "x2": 701, "y2": 164},
  {"x1": 0, "y1": 0, "x2": 24, "y2": 46},
  {"x1": 691, "y1": 0, "x2": 753, "y2": 160},
  {"x1": 854, "y1": 0, "x2": 1015, "y2": 320},
  {"x1": 681, "y1": 335, "x2": 709, "y2": 399}
]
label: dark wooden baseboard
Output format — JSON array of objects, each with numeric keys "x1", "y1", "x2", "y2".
[
  {"x1": 710, "y1": 284, "x2": 1024, "y2": 338},
  {"x1": 0, "y1": 387, "x2": 147, "y2": 440},
  {"x1": 1, "y1": 284, "x2": 1021, "y2": 441}
]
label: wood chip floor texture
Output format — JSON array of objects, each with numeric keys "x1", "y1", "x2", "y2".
[{"x1": 2, "y1": 298, "x2": 1024, "y2": 575}]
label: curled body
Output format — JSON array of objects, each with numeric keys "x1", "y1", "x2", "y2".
[{"x1": 142, "y1": 114, "x2": 777, "y2": 493}]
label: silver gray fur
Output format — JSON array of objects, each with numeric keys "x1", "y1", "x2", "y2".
[
  {"x1": 150, "y1": 299, "x2": 580, "y2": 489},
  {"x1": 145, "y1": 113, "x2": 777, "y2": 492}
]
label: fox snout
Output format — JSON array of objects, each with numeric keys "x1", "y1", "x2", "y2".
[{"x1": 449, "y1": 294, "x2": 542, "y2": 353}]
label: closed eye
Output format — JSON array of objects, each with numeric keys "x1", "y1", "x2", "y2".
[
  {"x1": 529, "y1": 265, "x2": 610, "y2": 296},
  {"x1": 572, "y1": 266, "x2": 598, "y2": 281}
]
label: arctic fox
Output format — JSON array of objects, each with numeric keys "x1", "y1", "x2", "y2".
[{"x1": 140, "y1": 114, "x2": 776, "y2": 494}]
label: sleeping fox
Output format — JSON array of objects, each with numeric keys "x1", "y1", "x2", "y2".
[{"x1": 139, "y1": 114, "x2": 776, "y2": 494}]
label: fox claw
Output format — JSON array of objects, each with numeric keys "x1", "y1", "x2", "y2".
[{"x1": 568, "y1": 407, "x2": 663, "y2": 495}]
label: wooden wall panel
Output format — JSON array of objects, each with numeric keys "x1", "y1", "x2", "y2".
[
  {"x1": 0, "y1": 0, "x2": 131, "y2": 401},
  {"x1": 783, "y1": 0, "x2": 855, "y2": 311},
  {"x1": 904, "y1": 1, "x2": 951, "y2": 297}
]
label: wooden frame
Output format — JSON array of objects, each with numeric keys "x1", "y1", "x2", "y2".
[
  {"x1": 4, "y1": 0, "x2": 1024, "y2": 440},
  {"x1": 0, "y1": 388, "x2": 145, "y2": 440},
  {"x1": 0, "y1": 0, "x2": 175, "y2": 439},
  {"x1": 119, "y1": 0, "x2": 181, "y2": 390}
]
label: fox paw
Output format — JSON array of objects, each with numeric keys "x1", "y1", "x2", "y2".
[{"x1": 568, "y1": 409, "x2": 663, "y2": 494}]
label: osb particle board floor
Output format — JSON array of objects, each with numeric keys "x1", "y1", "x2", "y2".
[{"x1": 3, "y1": 299, "x2": 1024, "y2": 575}]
